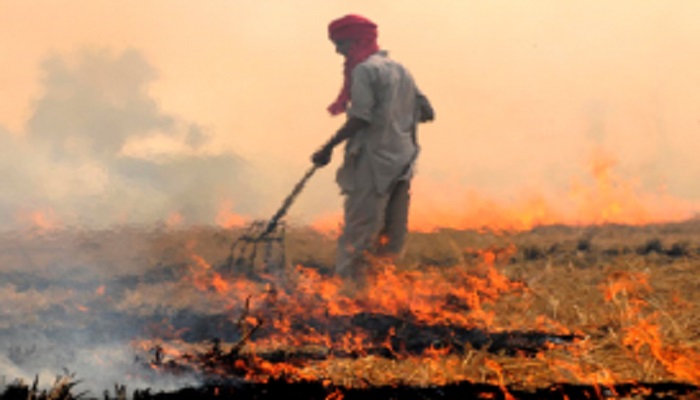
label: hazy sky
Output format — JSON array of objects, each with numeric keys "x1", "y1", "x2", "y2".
[{"x1": 2, "y1": 1, "x2": 700, "y2": 230}]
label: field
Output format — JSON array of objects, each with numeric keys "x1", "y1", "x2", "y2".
[{"x1": 0, "y1": 220, "x2": 699, "y2": 399}]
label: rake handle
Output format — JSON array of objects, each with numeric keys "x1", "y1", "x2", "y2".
[{"x1": 260, "y1": 165, "x2": 318, "y2": 238}]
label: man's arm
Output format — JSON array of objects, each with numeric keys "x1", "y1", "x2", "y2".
[{"x1": 312, "y1": 117, "x2": 369, "y2": 167}]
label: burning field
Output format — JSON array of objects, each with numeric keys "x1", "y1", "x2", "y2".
[{"x1": 1, "y1": 220, "x2": 699, "y2": 399}]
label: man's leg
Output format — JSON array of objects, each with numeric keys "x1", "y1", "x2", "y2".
[
  {"x1": 335, "y1": 184, "x2": 389, "y2": 281},
  {"x1": 376, "y1": 179, "x2": 411, "y2": 257}
]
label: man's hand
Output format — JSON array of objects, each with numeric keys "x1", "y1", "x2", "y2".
[
  {"x1": 312, "y1": 118, "x2": 367, "y2": 167},
  {"x1": 312, "y1": 145, "x2": 333, "y2": 167}
]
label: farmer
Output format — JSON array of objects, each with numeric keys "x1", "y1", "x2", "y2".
[{"x1": 311, "y1": 14, "x2": 434, "y2": 284}]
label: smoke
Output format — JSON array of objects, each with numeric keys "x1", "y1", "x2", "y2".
[
  {"x1": 0, "y1": 229, "x2": 224, "y2": 395},
  {"x1": 0, "y1": 47, "x2": 267, "y2": 393},
  {"x1": 0, "y1": 334, "x2": 199, "y2": 395},
  {"x1": 0, "y1": 45, "x2": 243, "y2": 389},
  {"x1": 1, "y1": 47, "x2": 257, "y2": 230}
]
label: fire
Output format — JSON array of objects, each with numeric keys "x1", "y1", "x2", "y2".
[
  {"x1": 310, "y1": 212, "x2": 343, "y2": 236},
  {"x1": 568, "y1": 147, "x2": 692, "y2": 225},
  {"x1": 408, "y1": 189, "x2": 563, "y2": 233},
  {"x1": 274, "y1": 246, "x2": 522, "y2": 329},
  {"x1": 483, "y1": 358, "x2": 515, "y2": 400},
  {"x1": 215, "y1": 199, "x2": 247, "y2": 228},
  {"x1": 305, "y1": 146, "x2": 697, "y2": 234},
  {"x1": 536, "y1": 340, "x2": 617, "y2": 391},
  {"x1": 602, "y1": 271, "x2": 700, "y2": 385},
  {"x1": 325, "y1": 388, "x2": 344, "y2": 400},
  {"x1": 141, "y1": 243, "x2": 552, "y2": 387},
  {"x1": 210, "y1": 273, "x2": 231, "y2": 293},
  {"x1": 186, "y1": 244, "x2": 231, "y2": 294},
  {"x1": 124, "y1": 218, "x2": 699, "y2": 395}
]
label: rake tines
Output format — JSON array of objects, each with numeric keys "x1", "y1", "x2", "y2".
[
  {"x1": 222, "y1": 165, "x2": 317, "y2": 280},
  {"x1": 224, "y1": 220, "x2": 287, "y2": 279}
]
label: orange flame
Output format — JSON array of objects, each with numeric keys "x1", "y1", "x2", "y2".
[
  {"x1": 305, "y1": 146, "x2": 697, "y2": 234},
  {"x1": 215, "y1": 199, "x2": 247, "y2": 228},
  {"x1": 567, "y1": 147, "x2": 692, "y2": 225},
  {"x1": 187, "y1": 248, "x2": 230, "y2": 294},
  {"x1": 140, "y1": 233, "x2": 700, "y2": 389},
  {"x1": 602, "y1": 271, "x2": 700, "y2": 384},
  {"x1": 483, "y1": 358, "x2": 515, "y2": 400},
  {"x1": 310, "y1": 211, "x2": 343, "y2": 236}
]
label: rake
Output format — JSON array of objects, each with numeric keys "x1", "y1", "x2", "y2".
[{"x1": 223, "y1": 165, "x2": 318, "y2": 278}]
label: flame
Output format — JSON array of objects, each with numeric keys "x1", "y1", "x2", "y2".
[
  {"x1": 174, "y1": 244, "x2": 528, "y2": 361},
  {"x1": 409, "y1": 188, "x2": 563, "y2": 233},
  {"x1": 186, "y1": 244, "x2": 231, "y2": 294},
  {"x1": 130, "y1": 226, "x2": 699, "y2": 391},
  {"x1": 483, "y1": 358, "x2": 515, "y2": 400},
  {"x1": 210, "y1": 273, "x2": 231, "y2": 293},
  {"x1": 373, "y1": 146, "x2": 699, "y2": 233},
  {"x1": 310, "y1": 212, "x2": 343, "y2": 236},
  {"x1": 215, "y1": 199, "x2": 247, "y2": 228},
  {"x1": 325, "y1": 389, "x2": 344, "y2": 400},
  {"x1": 536, "y1": 337, "x2": 618, "y2": 391},
  {"x1": 602, "y1": 271, "x2": 700, "y2": 384},
  {"x1": 568, "y1": 147, "x2": 692, "y2": 225}
]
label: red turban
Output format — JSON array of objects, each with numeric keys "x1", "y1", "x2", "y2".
[
  {"x1": 328, "y1": 14, "x2": 378, "y2": 41},
  {"x1": 327, "y1": 15, "x2": 380, "y2": 116}
]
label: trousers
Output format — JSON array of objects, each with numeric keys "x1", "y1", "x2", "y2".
[{"x1": 335, "y1": 173, "x2": 411, "y2": 279}]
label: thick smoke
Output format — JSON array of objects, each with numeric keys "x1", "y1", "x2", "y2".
[
  {"x1": 1, "y1": 47, "x2": 257, "y2": 230},
  {"x1": 0, "y1": 47, "x2": 259, "y2": 393}
]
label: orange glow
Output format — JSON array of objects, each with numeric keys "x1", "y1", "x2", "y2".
[
  {"x1": 166, "y1": 212, "x2": 184, "y2": 228},
  {"x1": 325, "y1": 389, "x2": 344, "y2": 400},
  {"x1": 16, "y1": 208, "x2": 61, "y2": 232},
  {"x1": 309, "y1": 211, "x2": 343, "y2": 236},
  {"x1": 409, "y1": 188, "x2": 562, "y2": 233},
  {"x1": 407, "y1": 147, "x2": 696, "y2": 233},
  {"x1": 210, "y1": 273, "x2": 231, "y2": 293},
  {"x1": 567, "y1": 147, "x2": 691, "y2": 226},
  {"x1": 215, "y1": 199, "x2": 247, "y2": 229},
  {"x1": 308, "y1": 191, "x2": 565, "y2": 234},
  {"x1": 307, "y1": 148, "x2": 696, "y2": 235}
]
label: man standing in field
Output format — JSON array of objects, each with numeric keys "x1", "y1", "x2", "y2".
[{"x1": 311, "y1": 14, "x2": 434, "y2": 285}]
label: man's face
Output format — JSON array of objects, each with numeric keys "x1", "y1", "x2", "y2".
[{"x1": 333, "y1": 39, "x2": 353, "y2": 56}]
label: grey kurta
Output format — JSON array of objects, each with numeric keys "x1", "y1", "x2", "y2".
[
  {"x1": 336, "y1": 51, "x2": 419, "y2": 195},
  {"x1": 334, "y1": 51, "x2": 421, "y2": 279}
]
